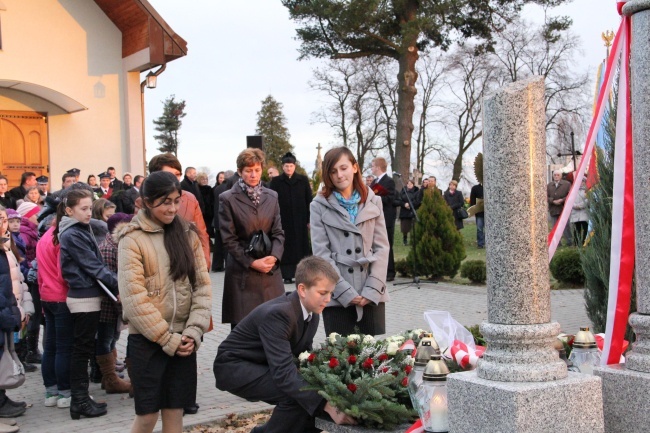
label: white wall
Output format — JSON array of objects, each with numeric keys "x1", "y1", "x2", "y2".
[{"x1": 0, "y1": 0, "x2": 143, "y2": 183}]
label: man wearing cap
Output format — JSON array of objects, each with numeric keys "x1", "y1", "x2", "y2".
[
  {"x1": 9, "y1": 172, "x2": 36, "y2": 201},
  {"x1": 36, "y1": 176, "x2": 49, "y2": 198},
  {"x1": 269, "y1": 152, "x2": 313, "y2": 284},
  {"x1": 95, "y1": 172, "x2": 113, "y2": 199},
  {"x1": 66, "y1": 168, "x2": 81, "y2": 183}
]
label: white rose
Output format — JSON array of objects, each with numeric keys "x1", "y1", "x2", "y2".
[
  {"x1": 387, "y1": 342, "x2": 399, "y2": 355},
  {"x1": 363, "y1": 335, "x2": 375, "y2": 344},
  {"x1": 347, "y1": 334, "x2": 361, "y2": 342},
  {"x1": 298, "y1": 351, "x2": 311, "y2": 363},
  {"x1": 328, "y1": 332, "x2": 341, "y2": 344}
]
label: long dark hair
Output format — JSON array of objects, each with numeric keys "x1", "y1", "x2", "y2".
[
  {"x1": 52, "y1": 189, "x2": 92, "y2": 246},
  {"x1": 320, "y1": 147, "x2": 367, "y2": 203},
  {"x1": 140, "y1": 171, "x2": 197, "y2": 286}
]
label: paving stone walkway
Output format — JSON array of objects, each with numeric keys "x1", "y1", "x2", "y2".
[{"x1": 8, "y1": 274, "x2": 590, "y2": 432}]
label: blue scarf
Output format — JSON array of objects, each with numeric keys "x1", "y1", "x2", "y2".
[{"x1": 334, "y1": 190, "x2": 361, "y2": 224}]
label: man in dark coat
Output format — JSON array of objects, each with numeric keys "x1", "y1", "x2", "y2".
[
  {"x1": 181, "y1": 166, "x2": 205, "y2": 214},
  {"x1": 213, "y1": 256, "x2": 355, "y2": 433},
  {"x1": 270, "y1": 152, "x2": 313, "y2": 284},
  {"x1": 9, "y1": 171, "x2": 36, "y2": 201},
  {"x1": 370, "y1": 157, "x2": 398, "y2": 281},
  {"x1": 106, "y1": 166, "x2": 123, "y2": 192},
  {"x1": 211, "y1": 171, "x2": 237, "y2": 272},
  {"x1": 470, "y1": 182, "x2": 485, "y2": 248},
  {"x1": 547, "y1": 170, "x2": 573, "y2": 246}
]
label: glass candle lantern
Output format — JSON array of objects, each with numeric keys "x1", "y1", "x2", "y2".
[
  {"x1": 408, "y1": 334, "x2": 441, "y2": 409},
  {"x1": 414, "y1": 354, "x2": 449, "y2": 433},
  {"x1": 568, "y1": 327, "x2": 601, "y2": 375}
]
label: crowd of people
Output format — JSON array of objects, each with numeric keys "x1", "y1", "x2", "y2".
[{"x1": 0, "y1": 147, "x2": 547, "y2": 433}]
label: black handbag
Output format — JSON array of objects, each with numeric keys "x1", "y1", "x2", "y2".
[
  {"x1": 457, "y1": 207, "x2": 469, "y2": 220},
  {"x1": 245, "y1": 230, "x2": 272, "y2": 259}
]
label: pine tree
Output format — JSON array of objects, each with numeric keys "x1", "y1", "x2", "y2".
[
  {"x1": 582, "y1": 102, "x2": 636, "y2": 339},
  {"x1": 408, "y1": 189, "x2": 465, "y2": 279},
  {"x1": 153, "y1": 95, "x2": 187, "y2": 156},
  {"x1": 255, "y1": 95, "x2": 295, "y2": 167}
]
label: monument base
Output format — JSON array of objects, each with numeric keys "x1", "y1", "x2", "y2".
[
  {"x1": 447, "y1": 371, "x2": 604, "y2": 433},
  {"x1": 594, "y1": 364, "x2": 650, "y2": 433}
]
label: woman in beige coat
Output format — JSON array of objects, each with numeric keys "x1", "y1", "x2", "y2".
[
  {"x1": 116, "y1": 172, "x2": 211, "y2": 433},
  {"x1": 310, "y1": 147, "x2": 390, "y2": 336}
]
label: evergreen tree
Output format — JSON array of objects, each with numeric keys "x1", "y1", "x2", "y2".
[
  {"x1": 255, "y1": 95, "x2": 295, "y2": 167},
  {"x1": 582, "y1": 102, "x2": 636, "y2": 339},
  {"x1": 153, "y1": 95, "x2": 187, "y2": 156},
  {"x1": 408, "y1": 189, "x2": 465, "y2": 279}
]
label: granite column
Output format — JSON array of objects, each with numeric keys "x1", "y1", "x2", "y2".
[{"x1": 447, "y1": 76, "x2": 604, "y2": 433}]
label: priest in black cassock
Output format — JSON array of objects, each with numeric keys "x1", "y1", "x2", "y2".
[{"x1": 270, "y1": 152, "x2": 313, "y2": 284}]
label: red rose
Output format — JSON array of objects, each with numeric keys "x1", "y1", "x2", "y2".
[
  {"x1": 378, "y1": 353, "x2": 389, "y2": 361},
  {"x1": 381, "y1": 367, "x2": 390, "y2": 373},
  {"x1": 347, "y1": 355, "x2": 357, "y2": 365},
  {"x1": 405, "y1": 365, "x2": 413, "y2": 374},
  {"x1": 362, "y1": 358, "x2": 374, "y2": 369},
  {"x1": 308, "y1": 353, "x2": 316, "y2": 363},
  {"x1": 401, "y1": 377, "x2": 408, "y2": 386},
  {"x1": 347, "y1": 383, "x2": 357, "y2": 393},
  {"x1": 329, "y1": 357, "x2": 340, "y2": 368}
]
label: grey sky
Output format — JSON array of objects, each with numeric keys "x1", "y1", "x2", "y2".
[{"x1": 144, "y1": 0, "x2": 621, "y2": 181}]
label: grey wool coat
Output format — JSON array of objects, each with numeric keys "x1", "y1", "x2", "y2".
[
  {"x1": 219, "y1": 184, "x2": 285, "y2": 324},
  {"x1": 310, "y1": 187, "x2": 390, "y2": 320}
]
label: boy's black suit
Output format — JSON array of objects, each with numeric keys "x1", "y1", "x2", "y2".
[{"x1": 214, "y1": 291, "x2": 325, "y2": 433}]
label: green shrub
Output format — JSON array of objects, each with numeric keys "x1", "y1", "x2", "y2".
[
  {"x1": 460, "y1": 260, "x2": 486, "y2": 284},
  {"x1": 465, "y1": 324, "x2": 486, "y2": 346},
  {"x1": 550, "y1": 248, "x2": 585, "y2": 284},
  {"x1": 408, "y1": 189, "x2": 465, "y2": 279},
  {"x1": 395, "y1": 258, "x2": 413, "y2": 278}
]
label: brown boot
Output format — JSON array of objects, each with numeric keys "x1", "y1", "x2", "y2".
[
  {"x1": 113, "y1": 349, "x2": 125, "y2": 372},
  {"x1": 96, "y1": 353, "x2": 131, "y2": 394}
]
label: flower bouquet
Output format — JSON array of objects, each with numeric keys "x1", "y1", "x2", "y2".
[{"x1": 299, "y1": 330, "x2": 427, "y2": 429}]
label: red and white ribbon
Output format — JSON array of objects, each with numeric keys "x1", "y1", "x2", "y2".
[
  {"x1": 446, "y1": 340, "x2": 486, "y2": 370},
  {"x1": 547, "y1": 1, "x2": 633, "y2": 367}
]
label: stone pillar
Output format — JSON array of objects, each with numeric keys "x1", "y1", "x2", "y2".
[
  {"x1": 594, "y1": 2, "x2": 650, "y2": 432},
  {"x1": 447, "y1": 76, "x2": 604, "y2": 433}
]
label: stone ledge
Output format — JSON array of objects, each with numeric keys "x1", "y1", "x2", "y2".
[
  {"x1": 448, "y1": 370, "x2": 604, "y2": 433},
  {"x1": 594, "y1": 364, "x2": 650, "y2": 433}
]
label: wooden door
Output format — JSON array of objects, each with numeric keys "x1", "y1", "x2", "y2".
[{"x1": 0, "y1": 111, "x2": 49, "y2": 189}]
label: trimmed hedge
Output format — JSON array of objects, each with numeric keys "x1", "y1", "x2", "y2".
[
  {"x1": 550, "y1": 247, "x2": 585, "y2": 285},
  {"x1": 460, "y1": 260, "x2": 486, "y2": 284}
]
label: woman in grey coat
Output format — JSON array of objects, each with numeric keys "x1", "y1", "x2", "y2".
[
  {"x1": 219, "y1": 149, "x2": 285, "y2": 329},
  {"x1": 310, "y1": 147, "x2": 390, "y2": 336}
]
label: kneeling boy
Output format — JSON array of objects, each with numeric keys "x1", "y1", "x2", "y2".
[{"x1": 213, "y1": 256, "x2": 355, "y2": 432}]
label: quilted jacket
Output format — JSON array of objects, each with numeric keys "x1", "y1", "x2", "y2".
[{"x1": 116, "y1": 210, "x2": 212, "y2": 357}]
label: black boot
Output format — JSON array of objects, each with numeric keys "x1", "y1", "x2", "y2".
[
  {"x1": 88, "y1": 396, "x2": 107, "y2": 410},
  {"x1": 0, "y1": 392, "x2": 25, "y2": 418},
  {"x1": 89, "y1": 358, "x2": 102, "y2": 384},
  {"x1": 70, "y1": 390, "x2": 107, "y2": 420},
  {"x1": 25, "y1": 329, "x2": 42, "y2": 364}
]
